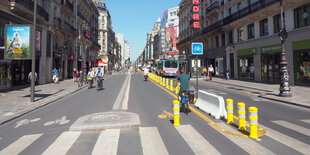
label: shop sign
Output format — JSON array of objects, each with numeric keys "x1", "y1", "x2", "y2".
[
  {"x1": 261, "y1": 44, "x2": 281, "y2": 54},
  {"x1": 4, "y1": 25, "x2": 32, "y2": 60},
  {"x1": 192, "y1": 42, "x2": 203, "y2": 55},
  {"x1": 166, "y1": 52, "x2": 179, "y2": 55},
  {"x1": 293, "y1": 39, "x2": 310, "y2": 51},
  {"x1": 237, "y1": 48, "x2": 256, "y2": 56},
  {"x1": 193, "y1": 0, "x2": 200, "y2": 28}
]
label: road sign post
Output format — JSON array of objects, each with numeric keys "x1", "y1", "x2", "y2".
[{"x1": 192, "y1": 43, "x2": 203, "y2": 99}]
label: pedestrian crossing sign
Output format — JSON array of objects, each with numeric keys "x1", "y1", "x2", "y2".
[{"x1": 192, "y1": 42, "x2": 203, "y2": 55}]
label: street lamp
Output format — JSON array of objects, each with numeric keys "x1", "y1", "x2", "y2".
[{"x1": 278, "y1": 0, "x2": 292, "y2": 97}]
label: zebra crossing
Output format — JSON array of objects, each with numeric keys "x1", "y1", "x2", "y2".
[{"x1": 1, "y1": 119, "x2": 310, "y2": 155}]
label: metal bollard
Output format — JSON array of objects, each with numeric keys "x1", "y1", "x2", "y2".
[
  {"x1": 238, "y1": 102, "x2": 246, "y2": 130},
  {"x1": 163, "y1": 78, "x2": 166, "y2": 86},
  {"x1": 166, "y1": 79, "x2": 169, "y2": 89},
  {"x1": 173, "y1": 100, "x2": 180, "y2": 126},
  {"x1": 170, "y1": 80, "x2": 174, "y2": 91},
  {"x1": 249, "y1": 107, "x2": 258, "y2": 139},
  {"x1": 226, "y1": 99, "x2": 234, "y2": 124}
]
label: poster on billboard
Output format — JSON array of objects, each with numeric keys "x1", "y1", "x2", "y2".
[
  {"x1": 166, "y1": 27, "x2": 178, "y2": 52},
  {"x1": 4, "y1": 25, "x2": 32, "y2": 59}
]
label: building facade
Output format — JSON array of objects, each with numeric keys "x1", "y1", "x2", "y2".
[
  {"x1": 116, "y1": 33, "x2": 125, "y2": 68},
  {"x1": 0, "y1": 0, "x2": 52, "y2": 90},
  {"x1": 145, "y1": 18, "x2": 161, "y2": 64},
  {"x1": 177, "y1": 0, "x2": 310, "y2": 86}
]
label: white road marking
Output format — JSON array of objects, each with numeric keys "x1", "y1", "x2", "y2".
[
  {"x1": 140, "y1": 127, "x2": 169, "y2": 155},
  {"x1": 15, "y1": 118, "x2": 41, "y2": 128},
  {"x1": 112, "y1": 74, "x2": 129, "y2": 110},
  {"x1": 3, "y1": 112, "x2": 14, "y2": 116},
  {"x1": 260, "y1": 124, "x2": 310, "y2": 154},
  {"x1": 0, "y1": 134, "x2": 42, "y2": 155},
  {"x1": 122, "y1": 75, "x2": 131, "y2": 110},
  {"x1": 271, "y1": 120, "x2": 310, "y2": 137},
  {"x1": 175, "y1": 124, "x2": 220, "y2": 155},
  {"x1": 42, "y1": 131, "x2": 81, "y2": 155},
  {"x1": 300, "y1": 119, "x2": 310, "y2": 124},
  {"x1": 217, "y1": 123, "x2": 275, "y2": 155},
  {"x1": 92, "y1": 129, "x2": 120, "y2": 155}
]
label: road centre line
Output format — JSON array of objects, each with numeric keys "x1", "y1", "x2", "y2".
[{"x1": 149, "y1": 78, "x2": 266, "y2": 138}]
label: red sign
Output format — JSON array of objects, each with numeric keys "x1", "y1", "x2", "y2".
[
  {"x1": 194, "y1": 22, "x2": 200, "y2": 28},
  {"x1": 193, "y1": 14, "x2": 200, "y2": 20},
  {"x1": 85, "y1": 33, "x2": 91, "y2": 39},
  {"x1": 193, "y1": 6, "x2": 199, "y2": 12},
  {"x1": 166, "y1": 27, "x2": 178, "y2": 52},
  {"x1": 193, "y1": 0, "x2": 199, "y2": 4},
  {"x1": 166, "y1": 52, "x2": 179, "y2": 55},
  {"x1": 68, "y1": 54, "x2": 73, "y2": 60}
]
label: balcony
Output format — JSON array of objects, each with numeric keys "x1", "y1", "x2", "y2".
[
  {"x1": 205, "y1": 1, "x2": 219, "y2": 15},
  {"x1": 78, "y1": 11, "x2": 91, "y2": 24},
  {"x1": 10, "y1": 0, "x2": 49, "y2": 21},
  {"x1": 223, "y1": 0, "x2": 278, "y2": 25},
  {"x1": 61, "y1": 0, "x2": 73, "y2": 12},
  {"x1": 202, "y1": 20, "x2": 223, "y2": 35},
  {"x1": 63, "y1": 21, "x2": 76, "y2": 35}
]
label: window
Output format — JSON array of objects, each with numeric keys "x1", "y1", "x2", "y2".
[
  {"x1": 273, "y1": 14, "x2": 281, "y2": 33},
  {"x1": 294, "y1": 4, "x2": 310, "y2": 28},
  {"x1": 237, "y1": 2, "x2": 242, "y2": 11},
  {"x1": 260, "y1": 18, "x2": 268, "y2": 36},
  {"x1": 228, "y1": 31, "x2": 233, "y2": 44},
  {"x1": 221, "y1": 33, "x2": 225, "y2": 46},
  {"x1": 247, "y1": 23, "x2": 255, "y2": 39},
  {"x1": 237, "y1": 27, "x2": 244, "y2": 42},
  {"x1": 215, "y1": 36, "x2": 219, "y2": 47},
  {"x1": 228, "y1": 8, "x2": 232, "y2": 15}
]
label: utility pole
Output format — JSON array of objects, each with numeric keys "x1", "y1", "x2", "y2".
[{"x1": 30, "y1": 0, "x2": 37, "y2": 102}]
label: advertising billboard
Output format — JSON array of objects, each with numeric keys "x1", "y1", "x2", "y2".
[
  {"x1": 5, "y1": 25, "x2": 31, "y2": 59},
  {"x1": 166, "y1": 27, "x2": 178, "y2": 52}
]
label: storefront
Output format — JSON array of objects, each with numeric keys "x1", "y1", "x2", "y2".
[
  {"x1": 293, "y1": 39, "x2": 310, "y2": 86},
  {"x1": 237, "y1": 48, "x2": 256, "y2": 80},
  {"x1": 215, "y1": 58, "x2": 224, "y2": 76},
  {"x1": 0, "y1": 60, "x2": 11, "y2": 90},
  {"x1": 261, "y1": 44, "x2": 281, "y2": 83}
]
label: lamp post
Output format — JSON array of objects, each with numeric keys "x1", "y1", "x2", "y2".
[
  {"x1": 278, "y1": 0, "x2": 292, "y2": 97},
  {"x1": 30, "y1": 0, "x2": 37, "y2": 102}
]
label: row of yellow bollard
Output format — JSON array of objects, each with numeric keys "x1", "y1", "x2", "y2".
[{"x1": 226, "y1": 99, "x2": 258, "y2": 139}]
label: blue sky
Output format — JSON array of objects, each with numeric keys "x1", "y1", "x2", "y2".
[{"x1": 104, "y1": 0, "x2": 180, "y2": 63}]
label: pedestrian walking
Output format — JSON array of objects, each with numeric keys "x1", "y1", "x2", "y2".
[
  {"x1": 73, "y1": 68, "x2": 78, "y2": 82},
  {"x1": 203, "y1": 66, "x2": 207, "y2": 77},
  {"x1": 52, "y1": 68, "x2": 60, "y2": 84},
  {"x1": 226, "y1": 67, "x2": 230, "y2": 80},
  {"x1": 28, "y1": 71, "x2": 38, "y2": 85},
  {"x1": 208, "y1": 64, "x2": 214, "y2": 80}
]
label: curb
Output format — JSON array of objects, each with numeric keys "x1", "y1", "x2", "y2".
[
  {"x1": 258, "y1": 95, "x2": 310, "y2": 109},
  {"x1": 0, "y1": 74, "x2": 114, "y2": 126},
  {"x1": 210, "y1": 80, "x2": 274, "y2": 93}
]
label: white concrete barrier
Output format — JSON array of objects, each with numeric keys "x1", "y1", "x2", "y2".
[{"x1": 194, "y1": 90, "x2": 227, "y2": 119}]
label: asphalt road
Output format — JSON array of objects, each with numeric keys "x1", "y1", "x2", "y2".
[{"x1": 0, "y1": 70, "x2": 309, "y2": 154}]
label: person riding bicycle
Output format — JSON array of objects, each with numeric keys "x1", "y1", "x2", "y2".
[
  {"x1": 143, "y1": 67, "x2": 149, "y2": 80},
  {"x1": 175, "y1": 68, "x2": 190, "y2": 112},
  {"x1": 87, "y1": 68, "x2": 95, "y2": 89},
  {"x1": 96, "y1": 68, "x2": 104, "y2": 90}
]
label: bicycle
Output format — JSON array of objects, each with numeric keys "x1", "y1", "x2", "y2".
[
  {"x1": 180, "y1": 90, "x2": 191, "y2": 115},
  {"x1": 96, "y1": 76, "x2": 103, "y2": 91}
]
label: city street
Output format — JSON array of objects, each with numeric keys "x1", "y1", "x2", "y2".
[{"x1": 0, "y1": 69, "x2": 309, "y2": 154}]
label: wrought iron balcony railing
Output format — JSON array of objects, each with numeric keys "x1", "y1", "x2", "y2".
[
  {"x1": 10, "y1": 0, "x2": 49, "y2": 21},
  {"x1": 205, "y1": 1, "x2": 219, "y2": 15}
]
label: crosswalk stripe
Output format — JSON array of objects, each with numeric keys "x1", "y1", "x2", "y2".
[
  {"x1": 300, "y1": 119, "x2": 310, "y2": 124},
  {"x1": 218, "y1": 123, "x2": 275, "y2": 155},
  {"x1": 175, "y1": 124, "x2": 220, "y2": 155},
  {"x1": 260, "y1": 124, "x2": 310, "y2": 154},
  {"x1": 139, "y1": 127, "x2": 169, "y2": 155},
  {"x1": 0, "y1": 134, "x2": 42, "y2": 155},
  {"x1": 271, "y1": 120, "x2": 310, "y2": 137},
  {"x1": 92, "y1": 129, "x2": 120, "y2": 155},
  {"x1": 42, "y1": 131, "x2": 81, "y2": 155}
]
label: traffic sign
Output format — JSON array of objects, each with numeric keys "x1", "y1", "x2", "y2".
[{"x1": 192, "y1": 42, "x2": 203, "y2": 55}]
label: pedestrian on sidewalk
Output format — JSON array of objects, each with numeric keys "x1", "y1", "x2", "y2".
[
  {"x1": 52, "y1": 68, "x2": 59, "y2": 84},
  {"x1": 203, "y1": 66, "x2": 207, "y2": 77},
  {"x1": 208, "y1": 64, "x2": 214, "y2": 81},
  {"x1": 73, "y1": 68, "x2": 78, "y2": 82},
  {"x1": 225, "y1": 67, "x2": 230, "y2": 80},
  {"x1": 28, "y1": 71, "x2": 38, "y2": 85}
]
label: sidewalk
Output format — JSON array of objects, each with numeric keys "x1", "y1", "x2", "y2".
[{"x1": 204, "y1": 77, "x2": 310, "y2": 108}]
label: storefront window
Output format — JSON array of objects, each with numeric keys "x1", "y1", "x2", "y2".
[
  {"x1": 261, "y1": 53, "x2": 280, "y2": 83},
  {"x1": 294, "y1": 51, "x2": 310, "y2": 86},
  {"x1": 238, "y1": 56, "x2": 254, "y2": 80},
  {"x1": 215, "y1": 58, "x2": 224, "y2": 76}
]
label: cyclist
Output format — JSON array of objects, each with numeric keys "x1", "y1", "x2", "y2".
[
  {"x1": 143, "y1": 66, "x2": 149, "y2": 81},
  {"x1": 96, "y1": 67, "x2": 104, "y2": 90},
  {"x1": 87, "y1": 68, "x2": 95, "y2": 89},
  {"x1": 175, "y1": 68, "x2": 190, "y2": 113}
]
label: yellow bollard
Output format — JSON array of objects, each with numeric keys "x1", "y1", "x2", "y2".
[
  {"x1": 163, "y1": 78, "x2": 166, "y2": 86},
  {"x1": 157, "y1": 75, "x2": 159, "y2": 83},
  {"x1": 249, "y1": 107, "x2": 258, "y2": 139},
  {"x1": 226, "y1": 99, "x2": 234, "y2": 124},
  {"x1": 166, "y1": 79, "x2": 169, "y2": 89},
  {"x1": 238, "y1": 102, "x2": 246, "y2": 130},
  {"x1": 170, "y1": 80, "x2": 174, "y2": 91},
  {"x1": 173, "y1": 100, "x2": 180, "y2": 126},
  {"x1": 175, "y1": 82, "x2": 180, "y2": 94}
]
